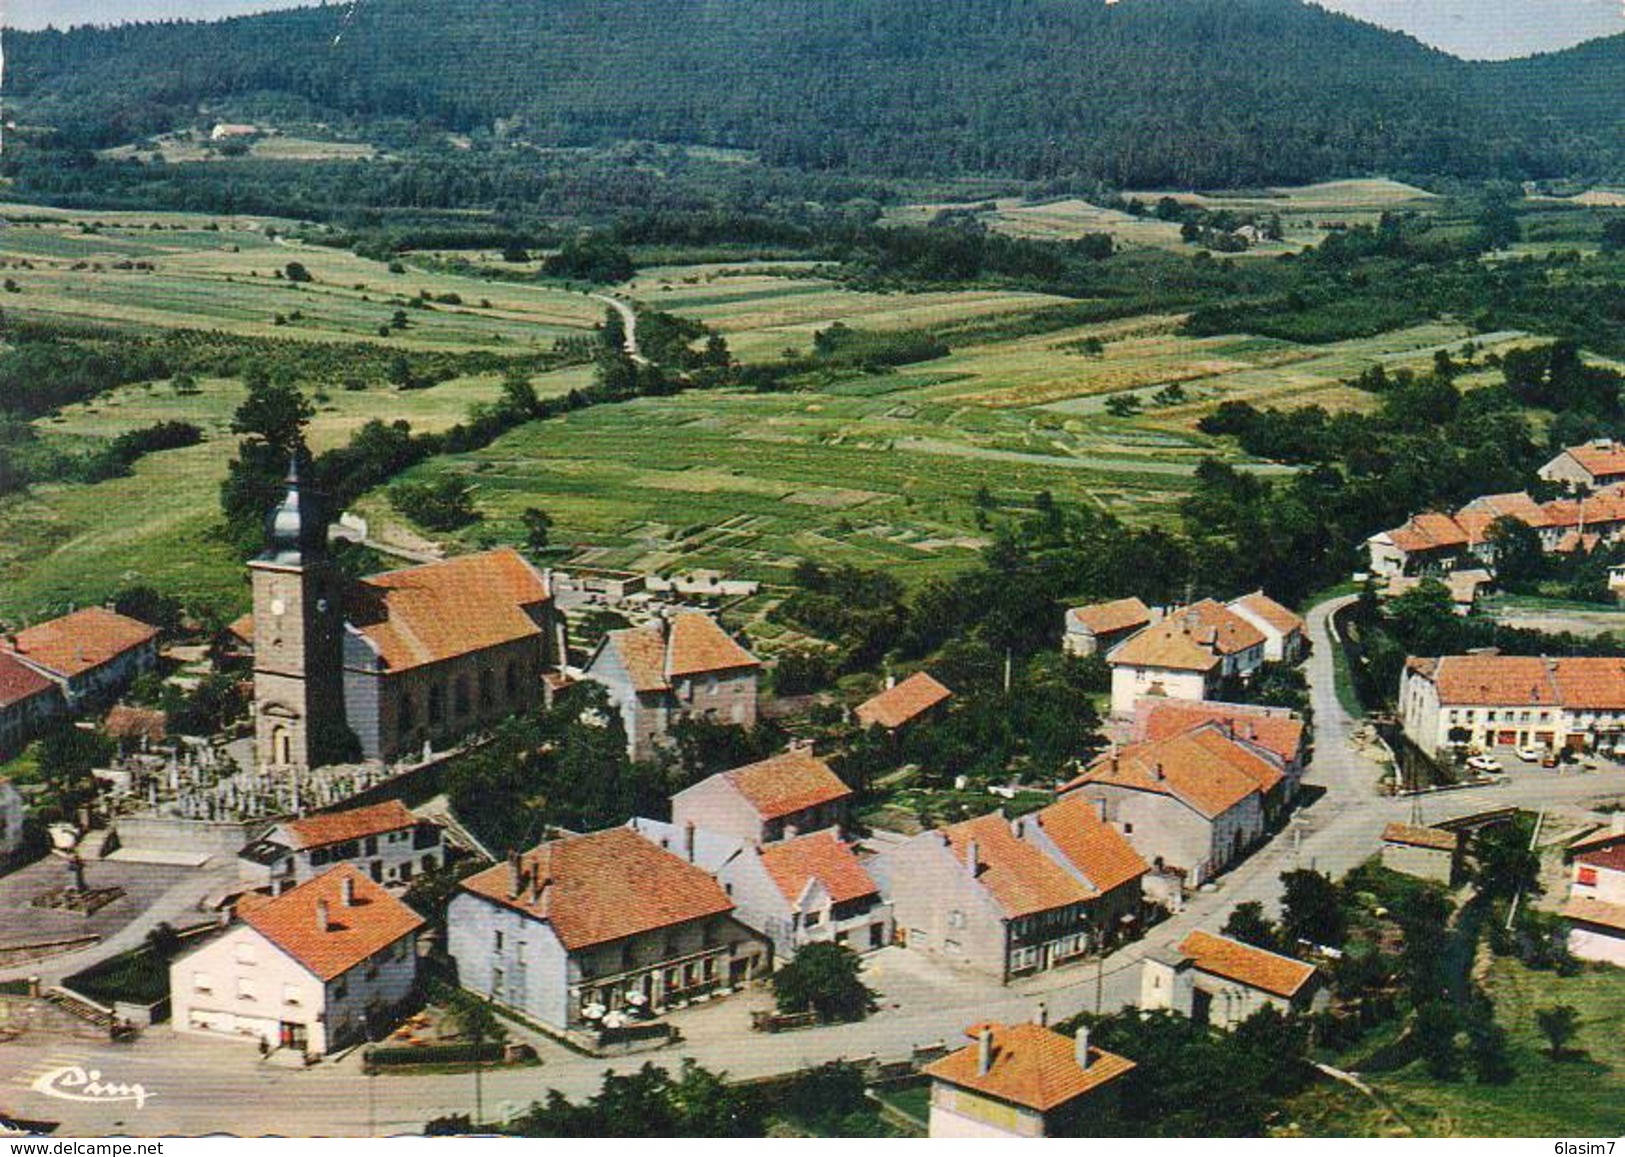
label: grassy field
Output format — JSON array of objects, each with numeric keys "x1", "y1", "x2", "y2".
[{"x1": 1331, "y1": 958, "x2": 1625, "y2": 1137}]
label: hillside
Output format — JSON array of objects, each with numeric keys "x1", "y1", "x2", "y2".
[{"x1": 6, "y1": 0, "x2": 1623, "y2": 187}]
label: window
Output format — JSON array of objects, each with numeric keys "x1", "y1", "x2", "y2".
[
  {"x1": 621, "y1": 943, "x2": 635, "y2": 970},
  {"x1": 870, "y1": 923, "x2": 885, "y2": 949},
  {"x1": 364, "y1": 836, "x2": 377, "y2": 856},
  {"x1": 399, "y1": 692, "x2": 416, "y2": 732},
  {"x1": 235, "y1": 942, "x2": 257, "y2": 965},
  {"x1": 193, "y1": 971, "x2": 213, "y2": 994},
  {"x1": 804, "y1": 909, "x2": 823, "y2": 927},
  {"x1": 1577, "y1": 866, "x2": 1598, "y2": 886},
  {"x1": 454, "y1": 676, "x2": 471, "y2": 717},
  {"x1": 494, "y1": 930, "x2": 505, "y2": 953},
  {"x1": 505, "y1": 662, "x2": 519, "y2": 700},
  {"x1": 428, "y1": 684, "x2": 446, "y2": 725},
  {"x1": 237, "y1": 977, "x2": 257, "y2": 1001},
  {"x1": 333, "y1": 980, "x2": 348, "y2": 1000},
  {"x1": 480, "y1": 669, "x2": 495, "y2": 709},
  {"x1": 283, "y1": 985, "x2": 302, "y2": 1006}
]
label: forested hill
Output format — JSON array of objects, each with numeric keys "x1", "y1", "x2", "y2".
[{"x1": 9, "y1": 0, "x2": 1623, "y2": 186}]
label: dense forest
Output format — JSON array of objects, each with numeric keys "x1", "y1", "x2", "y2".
[{"x1": 8, "y1": 0, "x2": 1623, "y2": 187}]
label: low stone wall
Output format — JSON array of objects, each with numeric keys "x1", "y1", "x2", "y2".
[
  {"x1": 111, "y1": 814, "x2": 265, "y2": 859},
  {"x1": 0, "y1": 993, "x2": 109, "y2": 1039}
]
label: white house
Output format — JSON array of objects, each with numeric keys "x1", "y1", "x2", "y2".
[
  {"x1": 0, "y1": 607, "x2": 160, "y2": 712},
  {"x1": 170, "y1": 864, "x2": 424, "y2": 1056},
  {"x1": 669, "y1": 748, "x2": 852, "y2": 845},
  {"x1": 238, "y1": 799, "x2": 442, "y2": 894},
  {"x1": 1226, "y1": 591, "x2": 1307, "y2": 664},
  {"x1": 1538, "y1": 439, "x2": 1625, "y2": 491},
  {"x1": 1562, "y1": 836, "x2": 1625, "y2": 966},
  {"x1": 1105, "y1": 599, "x2": 1264, "y2": 716},
  {"x1": 1399, "y1": 654, "x2": 1625, "y2": 757}
]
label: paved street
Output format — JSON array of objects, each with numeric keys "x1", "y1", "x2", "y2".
[{"x1": 6, "y1": 595, "x2": 1624, "y2": 1135}]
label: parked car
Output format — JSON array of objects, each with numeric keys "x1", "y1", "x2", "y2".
[
  {"x1": 1541, "y1": 750, "x2": 1560, "y2": 768},
  {"x1": 1466, "y1": 754, "x2": 1501, "y2": 773},
  {"x1": 1515, "y1": 745, "x2": 1544, "y2": 762}
]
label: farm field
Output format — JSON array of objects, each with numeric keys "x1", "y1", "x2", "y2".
[
  {"x1": 100, "y1": 133, "x2": 382, "y2": 164},
  {"x1": 0, "y1": 206, "x2": 603, "y2": 351}
]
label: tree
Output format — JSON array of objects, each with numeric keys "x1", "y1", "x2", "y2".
[
  {"x1": 112, "y1": 585, "x2": 183, "y2": 635},
  {"x1": 1221, "y1": 902, "x2": 1280, "y2": 951},
  {"x1": 1535, "y1": 1004, "x2": 1580, "y2": 1058},
  {"x1": 1279, "y1": 869, "x2": 1346, "y2": 949},
  {"x1": 283, "y1": 260, "x2": 313, "y2": 283},
  {"x1": 1473, "y1": 814, "x2": 1540, "y2": 901},
  {"x1": 773, "y1": 942, "x2": 875, "y2": 1023},
  {"x1": 230, "y1": 377, "x2": 312, "y2": 451},
  {"x1": 520, "y1": 506, "x2": 552, "y2": 553},
  {"x1": 1485, "y1": 515, "x2": 1546, "y2": 590},
  {"x1": 1414, "y1": 999, "x2": 1462, "y2": 1080},
  {"x1": 389, "y1": 476, "x2": 480, "y2": 532}
]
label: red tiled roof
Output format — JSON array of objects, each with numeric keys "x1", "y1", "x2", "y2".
[
  {"x1": 1453, "y1": 492, "x2": 1551, "y2": 542},
  {"x1": 1, "y1": 607, "x2": 158, "y2": 680},
  {"x1": 225, "y1": 613, "x2": 254, "y2": 645},
  {"x1": 0, "y1": 652, "x2": 55, "y2": 709},
  {"x1": 1229, "y1": 591, "x2": 1304, "y2": 637},
  {"x1": 940, "y1": 812, "x2": 1093, "y2": 919},
  {"x1": 1107, "y1": 618, "x2": 1220, "y2": 673},
  {"x1": 239, "y1": 864, "x2": 424, "y2": 982},
  {"x1": 1564, "y1": 442, "x2": 1625, "y2": 480},
  {"x1": 1560, "y1": 895, "x2": 1625, "y2": 933},
  {"x1": 1421, "y1": 655, "x2": 1559, "y2": 707},
  {"x1": 1135, "y1": 700, "x2": 1305, "y2": 765},
  {"x1": 1178, "y1": 930, "x2": 1317, "y2": 998},
  {"x1": 1032, "y1": 796, "x2": 1149, "y2": 895},
  {"x1": 347, "y1": 548, "x2": 550, "y2": 673},
  {"x1": 1576, "y1": 844, "x2": 1625, "y2": 873},
  {"x1": 1061, "y1": 728, "x2": 1264, "y2": 819},
  {"x1": 1550, "y1": 658, "x2": 1625, "y2": 710},
  {"x1": 460, "y1": 827, "x2": 735, "y2": 951},
  {"x1": 759, "y1": 830, "x2": 879, "y2": 906},
  {"x1": 1382, "y1": 822, "x2": 1459, "y2": 852},
  {"x1": 1387, "y1": 511, "x2": 1468, "y2": 555},
  {"x1": 855, "y1": 671, "x2": 953, "y2": 730},
  {"x1": 599, "y1": 612, "x2": 759, "y2": 693},
  {"x1": 925, "y1": 1023, "x2": 1136, "y2": 1112},
  {"x1": 1066, "y1": 597, "x2": 1152, "y2": 638},
  {"x1": 721, "y1": 749, "x2": 852, "y2": 820},
  {"x1": 282, "y1": 800, "x2": 417, "y2": 851}
]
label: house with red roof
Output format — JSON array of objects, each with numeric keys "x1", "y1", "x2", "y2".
[
  {"x1": 170, "y1": 864, "x2": 424, "y2": 1056},
  {"x1": 854, "y1": 671, "x2": 953, "y2": 732},
  {"x1": 1539, "y1": 439, "x2": 1625, "y2": 491},
  {"x1": 872, "y1": 798, "x2": 1147, "y2": 981},
  {"x1": 671, "y1": 748, "x2": 851, "y2": 845},
  {"x1": 238, "y1": 799, "x2": 443, "y2": 894},
  {"x1": 582, "y1": 611, "x2": 760, "y2": 761},
  {"x1": 1227, "y1": 591, "x2": 1307, "y2": 663},
  {"x1": 448, "y1": 826, "x2": 770, "y2": 1029},
  {"x1": 1105, "y1": 599, "x2": 1266, "y2": 716},
  {"x1": 925, "y1": 1021, "x2": 1135, "y2": 1138},
  {"x1": 1063, "y1": 597, "x2": 1153, "y2": 658},
  {"x1": 1059, "y1": 722, "x2": 1281, "y2": 896},
  {"x1": 0, "y1": 651, "x2": 63, "y2": 759},
  {"x1": 1563, "y1": 825, "x2": 1625, "y2": 966},
  {"x1": 1, "y1": 607, "x2": 159, "y2": 712},
  {"x1": 626, "y1": 817, "x2": 894, "y2": 960},
  {"x1": 1140, "y1": 929, "x2": 1327, "y2": 1029},
  {"x1": 1399, "y1": 653, "x2": 1625, "y2": 756}
]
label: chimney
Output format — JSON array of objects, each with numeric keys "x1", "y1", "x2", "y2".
[
  {"x1": 1152, "y1": 762, "x2": 1165, "y2": 782},
  {"x1": 340, "y1": 874, "x2": 355, "y2": 907},
  {"x1": 966, "y1": 838, "x2": 980, "y2": 877},
  {"x1": 1075, "y1": 1027, "x2": 1091, "y2": 1070},
  {"x1": 533, "y1": 874, "x2": 552, "y2": 913},
  {"x1": 885, "y1": 673, "x2": 897, "y2": 690},
  {"x1": 1034, "y1": 1002, "x2": 1049, "y2": 1028},
  {"x1": 316, "y1": 899, "x2": 331, "y2": 933},
  {"x1": 977, "y1": 1027, "x2": 994, "y2": 1076},
  {"x1": 507, "y1": 851, "x2": 523, "y2": 900},
  {"x1": 684, "y1": 820, "x2": 696, "y2": 863},
  {"x1": 1095, "y1": 798, "x2": 1108, "y2": 822}
]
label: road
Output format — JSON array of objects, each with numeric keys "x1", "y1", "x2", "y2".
[
  {"x1": 588, "y1": 293, "x2": 643, "y2": 362},
  {"x1": 8, "y1": 595, "x2": 1625, "y2": 1135}
]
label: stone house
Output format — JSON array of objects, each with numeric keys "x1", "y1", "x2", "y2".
[
  {"x1": 1139, "y1": 930, "x2": 1327, "y2": 1029},
  {"x1": 1379, "y1": 822, "x2": 1461, "y2": 884},
  {"x1": 447, "y1": 827, "x2": 771, "y2": 1030},
  {"x1": 625, "y1": 818, "x2": 893, "y2": 960},
  {"x1": 1132, "y1": 699, "x2": 1307, "y2": 816},
  {"x1": 924, "y1": 1022, "x2": 1135, "y2": 1139},
  {"x1": 1063, "y1": 597, "x2": 1153, "y2": 658},
  {"x1": 1059, "y1": 724, "x2": 1274, "y2": 897},
  {"x1": 1, "y1": 607, "x2": 160, "y2": 713},
  {"x1": 582, "y1": 612, "x2": 760, "y2": 762},
  {"x1": 238, "y1": 800, "x2": 443, "y2": 894},
  {"x1": 1106, "y1": 599, "x2": 1264, "y2": 716},
  {"x1": 670, "y1": 748, "x2": 851, "y2": 845},
  {"x1": 1538, "y1": 439, "x2": 1625, "y2": 491},
  {"x1": 170, "y1": 864, "x2": 424, "y2": 1056},
  {"x1": 873, "y1": 797, "x2": 1147, "y2": 982}
]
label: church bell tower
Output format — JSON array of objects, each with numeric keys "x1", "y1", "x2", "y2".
[{"x1": 249, "y1": 455, "x2": 347, "y2": 777}]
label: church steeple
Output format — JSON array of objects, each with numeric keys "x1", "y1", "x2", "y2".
[{"x1": 261, "y1": 451, "x2": 327, "y2": 565}]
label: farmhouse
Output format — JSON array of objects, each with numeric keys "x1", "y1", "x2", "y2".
[
  {"x1": 447, "y1": 827, "x2": 770, "y2": 1029},
  {"x1": 238, "y1": 800, "x2": 442, "y2": 894},
  {"x1": 1399, "y1": 654, "x2": 1625, "y2": 756},
  {"x1": 924, "y1": 1022, "x2": 1135, "y2": 1139},
  {"x1": 1, "y1": 607, "x2": 160, "y2": 713},
  {"x1": 1059, "y1": 723, "x2": 1278, "y2": 894},
  {"x1": 1226, "y1": 591, "x2": 1307, "y2": 663},
  {"x1": 582, "y1": 612, "x2": 760, "y2": 761},
  {"x1": 1139, "y1": 930, "x2": 1327, "y2": 1029},
  {"x1": 1538, "y1": 439, "x2": 1625, "y2": 490},
  {"x1": 670, "y1": 748, "x2": 851, "y2": 845},
  {"x1": 1063, "y1": 597, "x2": 1153, "y2": 658},
  {"x1": 1562, "y1": 836, "x2": 1625, "y2": 966},
  {"x1": 170, "y1": 864, "x2": 423, "y2": 1057},
  {"x1": 626, "y1": 818, "x2": 893, "y2": 960},
  {"x1": 243, "y1": 463, "x2": 566, "y2": 775},
  {"x1": 873, "y1": 798, "x2": 1147, "y2": 981},
  {"x1": 854, "y1": 671, "x2": 953, "y2": 732}
]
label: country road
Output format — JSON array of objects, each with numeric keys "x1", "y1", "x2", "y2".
[
  {"x1": 588, "y1": 293, "x2": 643, "y2": 362},
  {"x1": 7, "y1": 595, "x2": 1625, "y2": 1136}
]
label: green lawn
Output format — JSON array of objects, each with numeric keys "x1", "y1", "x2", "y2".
[{"x1": 64, "y1": 945, "x2": 171, "y2": 1007}]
